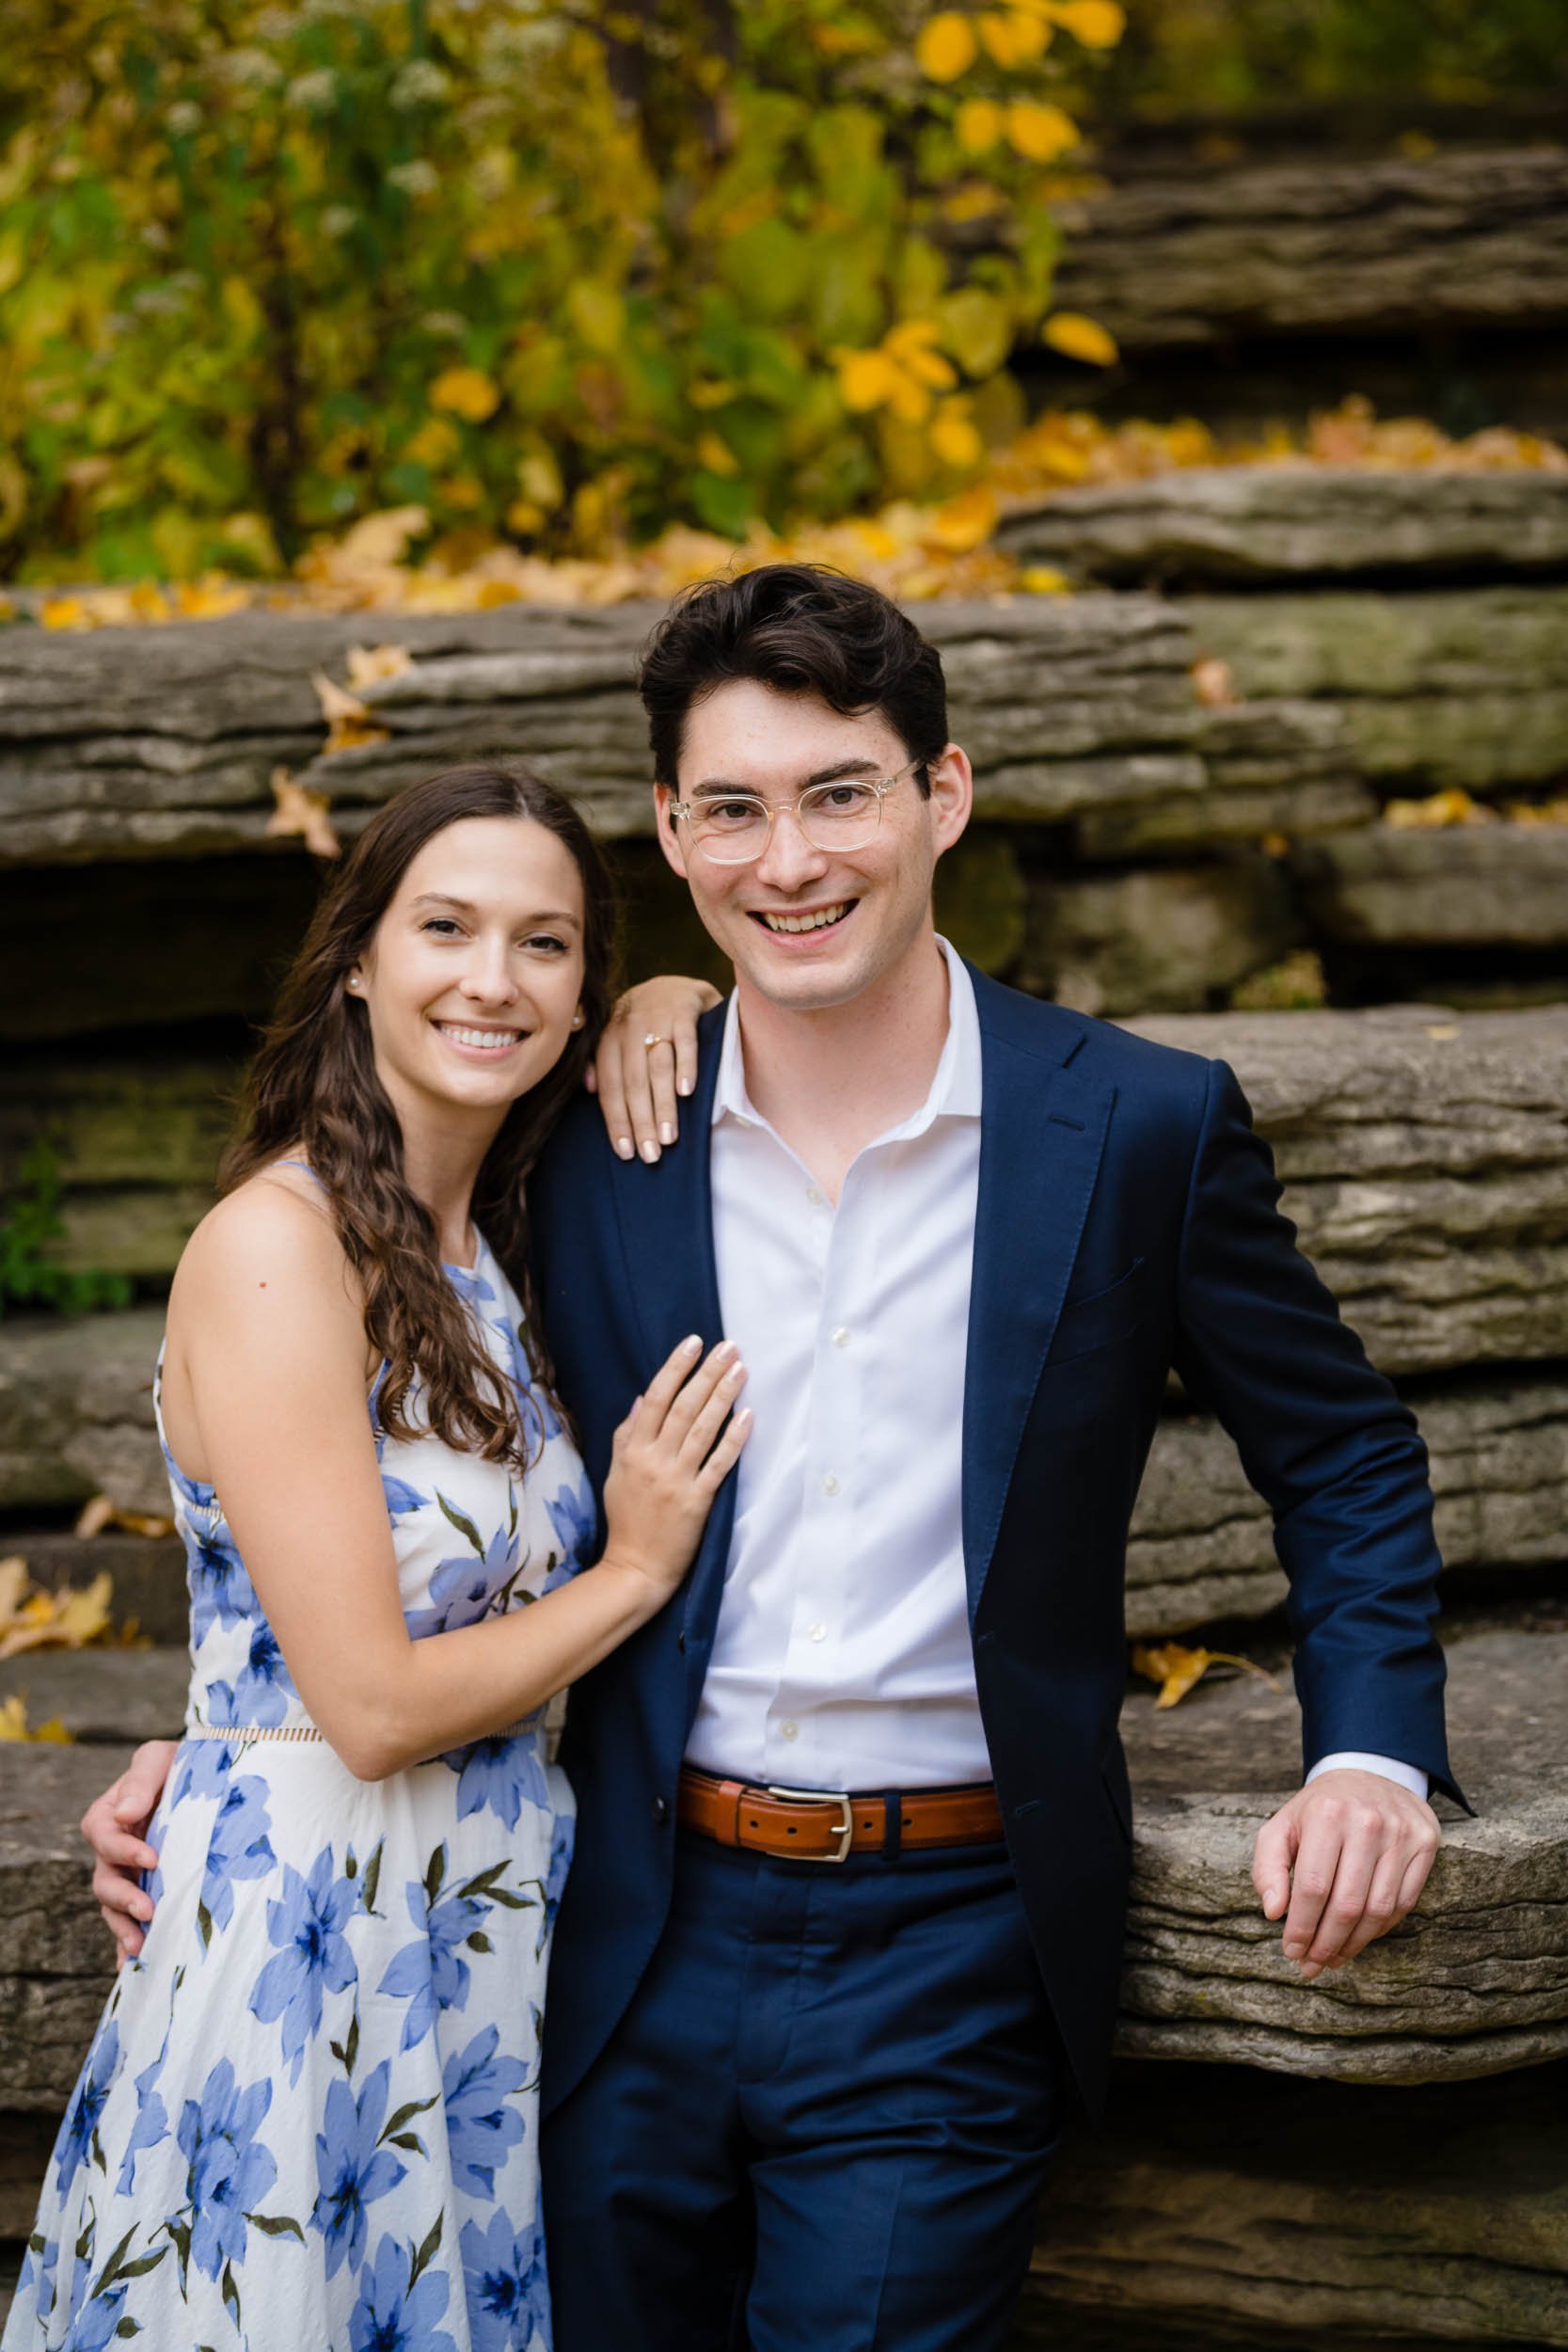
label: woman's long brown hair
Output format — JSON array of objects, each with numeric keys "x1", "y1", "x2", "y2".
[{"x1": 220, "y1": 763, "x2": 619, "y2": 1472}]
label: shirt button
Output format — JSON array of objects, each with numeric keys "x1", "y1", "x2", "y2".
[
  {"x1": 821, "y1": 1471, "x2": 839, "y2": 1496},
  {"x1": 780, "y1": 1721, "x2": 800, "y2": 1741},
  {"x1": 831, "y1": 1326, "x2": 850, "y2": 1348},
  {"x1": 808, "y1": 1623, "x2": 827, "y2": 1643},
  {"x1": 806, "y1": 1185, "x2": 824, "y2": 1206}
]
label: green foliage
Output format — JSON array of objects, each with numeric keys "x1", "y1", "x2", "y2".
[
  {"x1": 1098, "y1": 0, "x2": 1566, "y2": 121},
  {"x1": 0, "y1": 0, "x2": 1123, "y2": 580},
  {"x1": 0, "y1": 1142, "x2": 134, "y2": 1316}
]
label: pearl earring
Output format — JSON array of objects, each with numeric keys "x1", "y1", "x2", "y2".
[{"x1": 571, "y1": 1009, "x2": 585, "y2": 1029}]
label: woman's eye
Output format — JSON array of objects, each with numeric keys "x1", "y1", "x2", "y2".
[
  {"x1": 421, "y1": 917, "x2": 463, "y2": 936},
  {"x1": 526, "y1": 933, "x2": 567, "y2": 954}
]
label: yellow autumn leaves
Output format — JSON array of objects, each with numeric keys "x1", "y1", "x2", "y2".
[{"x1": 916, "y1": 1, "x2": 1125, "y2": 83}]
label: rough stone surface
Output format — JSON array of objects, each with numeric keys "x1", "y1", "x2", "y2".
[
  {"x1": 10, "y1": 1532, "x2": 188, "y2": 1645},
  {"x1": 1020, "y1": 858, "x2": 1300, "y2": 1016},
  {"x1": 0, "y1": 1310, "x2": 166, "y2": 1517},
  {"x1": 1076, "y1": 698, "x2": 1375, "y2": 860},
  {"x1": 1015, "y1": 2057, "x2": 1568, "y2": 2347},
  {"x1": 0, "y1": 1743, "x2": 134, "y2": 2109},
  {"x1": 1298, "y1": 821, "x2": 1568, "y2": 947},
  {"x1": 1128, "y1": 1004, "x2": 1568, "y2": 1376},
  {"x1": 0, "y1": 853, "x2": 324, "y2": 1042},
  {"x1": 997, "y1": 466, "x2": 1568, "y2": 587},
  {"x1": 0, "y1": 2114, "x2": 60, "y2": 2239},
  {"x1": 1186, "y1": 586, "x2": 1568, "y2": 792},
  {"x1": 3, "y1": 1626, "x2": 1562, "y2": 2110},
  {"x1": 5, "y1": 1010, "x2": 1563, "y2": 1510},
  {"x1": 0, "y1": 1648, "x2": 188, "y2": 1744},
  {"x1": 1129, "y1": 1375, "x2": 1568, "y2": 1634},
  {"x1": 0, "y1": 596, "x2": 1199, "y2": 866},
  {"x1": 0, "y1": 1056, "x2": 240, "y2": 1276},
  {"x1": 1115, "y1": 1628, "x2": 1568, "y2": 2081},
  {"x1": 1053, "y1": 145, "x2": 1568, "y2": 350}
]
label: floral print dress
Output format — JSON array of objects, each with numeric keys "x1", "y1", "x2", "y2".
[{"x1": 7, "y1": 1234, "x2": 594, "y2": 2352}]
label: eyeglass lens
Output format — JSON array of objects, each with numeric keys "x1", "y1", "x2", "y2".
[{"x1": 690, "y1": 780, "x2": 883, "y2": 864}]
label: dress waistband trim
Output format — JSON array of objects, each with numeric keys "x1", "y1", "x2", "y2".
[{"x1": 183, "y1": 1713, "x2": 544, "y2": 1746}]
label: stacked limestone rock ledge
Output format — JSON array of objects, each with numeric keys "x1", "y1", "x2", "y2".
[{"x1": 2, "y1": 455, "x2": 1567, "y2": 2341}]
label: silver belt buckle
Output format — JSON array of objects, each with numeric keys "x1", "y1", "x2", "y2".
[{"x1": 766, "y1": 1784, "x2": 855, "y2": 1864}]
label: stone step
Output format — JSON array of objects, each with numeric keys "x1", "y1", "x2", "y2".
[
  {"x1": 0, "y1": 1647, "x2": 187, "y2": 1744},
  {"x1": 1052, "y1": 145, "x2": 1568, "y2": 354},
  {"x1": 1117, "y1": 1625, "x2": 1568, "y2": 2082},
  {"x1": 2, "y1": 1619, "x2": 1562, "y2": 2113},
  {"x1": 1126, "y1": 1004, "x2": 1568, "y2": 1377},
  {"x1": 997, "y1": 467, "x2": 1568, "y2": 588},
  {"x1": 1186, "y1": 586, "x2": 1568, "y2": 796},
  {"x1": 1127, "y1": 1374, "x2": 1568, "y2": 1635},
  {"x1": 1015, "y1": 2056, "x2": 1568, "y2": 2347},
  {"x1": 5, "y1": 1530, "x2": 188, "y2": 1645},
  {"x1": 1298, "y1": 822, "x2": 1568, "y2": 948},
  {"x1": 0, "y1": 596, "x2": 1199, "y2": 869}
]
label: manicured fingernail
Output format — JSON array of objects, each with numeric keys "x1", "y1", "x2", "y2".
[
  {"x1": 677, "y1": 1076, "x2": 694, "y2": 1097},
  {"x1": 682, "y1": 1333, "x2": 703, "y2": 1355},
  {"x1": 641, "y1": 1140, "x2": 660, "y2": 1164},
  {"x1": 615, "y1": 1136, "x2": 634, "y2": 1160},
  {"x1": 659, "y1": 1122, "x2": 675, "y2": 1146},
  {"x1": 725, "y1": 1361, "x2": 745, "y2": 1384}
]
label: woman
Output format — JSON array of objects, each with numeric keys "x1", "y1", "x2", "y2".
[{"x1": 7, "y1": 764, "x2": 744, "y2": 2352}]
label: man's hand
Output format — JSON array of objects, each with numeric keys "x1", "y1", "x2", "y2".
[
  {"x1": 1253, "y1": 1768, "x2": 1440, "y2": 1979},
  {"x1": 80, "y1": 1739, "x2": 178, "y2": 1968}
]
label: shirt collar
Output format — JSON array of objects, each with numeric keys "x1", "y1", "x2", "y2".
[{"x1": 712, "y1": 935, "x2": 982, "y2": 1136}]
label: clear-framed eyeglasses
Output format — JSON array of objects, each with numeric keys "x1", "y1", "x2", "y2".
[{"x1": 670, "y1": 756, "x2": 927, "y2": 866}]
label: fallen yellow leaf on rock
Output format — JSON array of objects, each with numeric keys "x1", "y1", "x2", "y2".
[
  {"x1": 1385, "y1": 787, "x2": 1490, "y2": 829},
  {"x1": 1132, "y1": 1642, "x2": 1283, "y2": 1709},
  {"x1": 1041, "y1": 310, "x2": 1118, "y2": 366},
  {"x1": 0, "y1": 1696, "x2": 73, "y2": 1743},
  {"x1": 0, "y1": 1568, "x2": 114, "y2": 1659},
  {"x1": 1193, "y1": 656, "x2": 1238, "y2": 707},
  {"x1": 267, "y1": 767, "x2": 341, "y2": 860},
  {"x1": 345, "y1": 642, "x2": 415, "y2": 690}
]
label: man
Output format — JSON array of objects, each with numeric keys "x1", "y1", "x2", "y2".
[{"x1": 87, "y1": 565, "x2": 1460, "y2": 2351}]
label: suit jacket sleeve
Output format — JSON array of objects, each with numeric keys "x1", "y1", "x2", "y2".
[{"x1": 1170, "y1": 1057, "x2": 1466, "y2": 1809}]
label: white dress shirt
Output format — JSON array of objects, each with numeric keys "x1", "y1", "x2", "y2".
[{"x1": 686, "y1": 936, "x2": 1428, "y2": 1805}]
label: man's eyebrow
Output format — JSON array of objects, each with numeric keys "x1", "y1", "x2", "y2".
[
  {"x1": 689, "y1": 757, "x2": 884, "y2": 799},
  {"x1": 409, "y1": 892, "x2": 581, "y2": 927}
]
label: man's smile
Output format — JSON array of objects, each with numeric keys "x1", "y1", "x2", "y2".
[{"x1": 750, "y1": 900, "x2": 857, "y2": 938}]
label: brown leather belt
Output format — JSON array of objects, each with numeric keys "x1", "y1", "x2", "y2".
[{"x1": 677, "y1": 1765, "x2": 1005, "y2": 1865}]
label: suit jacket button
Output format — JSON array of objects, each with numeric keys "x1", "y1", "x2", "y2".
[
  {"x1": 652, "y1": 1795, "x2": 670, "y2": 1825},
  {"x1": 677, "y1": 1631, "x2": 688, "y2": 1654}
]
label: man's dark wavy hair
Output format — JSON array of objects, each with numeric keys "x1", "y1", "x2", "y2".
[{"x1": 639, "y1": 563, "x2": 948, "y2": 802}]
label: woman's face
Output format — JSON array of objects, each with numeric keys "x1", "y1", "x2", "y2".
[{"x1": 349, "y1": 816, "x2": 587, "y2": 1134}]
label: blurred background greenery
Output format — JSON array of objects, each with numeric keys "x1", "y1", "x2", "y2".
[{"x1": 4, "y1": 0, "x2": 1561, "y2": 589}]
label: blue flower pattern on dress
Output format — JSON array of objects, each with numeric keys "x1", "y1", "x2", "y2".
[{"x1": 7, "y1": 1229, "x2": 579, "y2": 2350}]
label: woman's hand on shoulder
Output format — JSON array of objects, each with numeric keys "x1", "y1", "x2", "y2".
[
  {"x1": 588, "y1": 975, "x2": 722, "y2": 1164},
  {"x1": 599, "y1": 1336, "x2": 750, "y2": 1604}
]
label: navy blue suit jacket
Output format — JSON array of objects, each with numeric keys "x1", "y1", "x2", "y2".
[{"x1": 530, "y1": 966, "x2": 1459, "y2": 2124}]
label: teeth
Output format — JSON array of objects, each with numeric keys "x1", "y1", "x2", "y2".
[
  {"x1": 760, "y1": 903, "x2": 849, "y2": 935},
  {"x1": 439, "y1": 1025, "x2": 521, "y2": 1049}
]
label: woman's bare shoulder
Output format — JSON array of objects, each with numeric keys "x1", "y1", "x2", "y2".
[{"x1": 171, "y1": 1164, "x2": 358, "y2": 1333}]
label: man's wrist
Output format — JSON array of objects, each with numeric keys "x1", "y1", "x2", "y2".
[{"x1": 1307, "y1": 1751, "x2": 1430, "y2": 1803}]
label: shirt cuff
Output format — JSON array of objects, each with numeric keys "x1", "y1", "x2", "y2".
[{"x1": 1307, "y1": 1751, "x2": 1430, "y2": 1803}]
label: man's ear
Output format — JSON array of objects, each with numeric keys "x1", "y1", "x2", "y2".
[
  {"x1": 653, "y1": 783, "x2": 690, "y2": 879},
  {"x1": 927, "y1": 744, "x2": 974, "y2": 862}
]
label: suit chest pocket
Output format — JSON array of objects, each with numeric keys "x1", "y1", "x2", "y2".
[{"x1": 1044, "y1": 1256, "x2": 1148, "y2": 1368}]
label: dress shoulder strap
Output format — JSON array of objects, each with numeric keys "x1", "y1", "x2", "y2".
[{"x1": 271, "y1": 1156, "x2": 327, "y2": 1190}]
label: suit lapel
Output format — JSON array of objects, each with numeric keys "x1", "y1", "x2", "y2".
[
  {"x1": 962, "y1": 972, "x2": 1116, "y2": 1619},
  {"x1": 607, "y1": 1002, "x2": 737, "y2": 1696}
]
